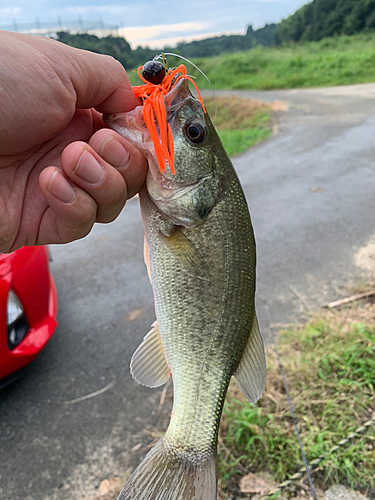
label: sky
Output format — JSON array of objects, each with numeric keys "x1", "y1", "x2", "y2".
[{"x1": 0, "y1": 0, "x2": 308, "y2": 48}]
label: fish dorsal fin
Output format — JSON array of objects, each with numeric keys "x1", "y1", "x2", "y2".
[
  {"x1": 234, "y1": 314, "x2": 266, "y2": 404},
  {"x1": 161, "y1": 228, "x2": 210, "y2": 281},
  {"x1": 130, "y1": 321, "x2": 170, "y2": 388}
]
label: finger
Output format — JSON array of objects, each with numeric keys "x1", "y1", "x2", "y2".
[
  {"x1": 38, "y1": 167, "x2": 98, "y2": 244},
  {"x1": 89, "y1": 129, "x2": 148, "y2": 199},
  {"x1": 28, "y1": 33, "x2": 140, "y2": 113},
  {"x1": 59, "y1": 141, "x2": 127, "y2": 223}
]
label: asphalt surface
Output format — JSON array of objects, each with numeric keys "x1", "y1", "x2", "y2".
[{"x1": 1, "y1": 83, "x2": 375, "y2": 500}]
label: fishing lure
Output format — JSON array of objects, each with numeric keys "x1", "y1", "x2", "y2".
[{"x1": 132, "y1": 59, "x2": 206, "y2": 175}]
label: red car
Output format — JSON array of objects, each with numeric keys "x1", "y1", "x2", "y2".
[{"x1": 0, "y1": 246, "x2": 58, "y2": 385}]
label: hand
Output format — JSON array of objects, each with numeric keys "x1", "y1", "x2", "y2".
[{"x1": 0, "y1": 30, "x2": 147, "y2": 253}]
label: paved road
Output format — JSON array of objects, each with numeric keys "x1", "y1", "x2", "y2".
[
  {"x1": 1, "y1": 83, "x2": 375, "y2": 500},
  {"x1": 213, "y1": 84, "x2": 375, "y2": 329}
]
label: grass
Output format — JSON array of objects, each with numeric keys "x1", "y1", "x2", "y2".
[
  {"x1": 100, "y1": 301, "x2": 374, "y2": 500},
  {"x1": 218, "y1": 302, "x2": 375, "y2": 497},
  {"x1": 190, "y1": 31, "x2": 375, "y2": 90},
  {"x1": 204, "y1": 96, "x2": 272, "y2": 156},
  {"x1": 129, "y1": 31, "x2": 375, "y2": 90}
]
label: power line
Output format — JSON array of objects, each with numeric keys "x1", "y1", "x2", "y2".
[{"x1": 1, "y1": 18, "x2": 119, "y2": 37}]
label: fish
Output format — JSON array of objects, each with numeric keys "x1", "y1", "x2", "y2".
[{"x1": 104, "y1": 71, "x2": 266, "y2": 500}]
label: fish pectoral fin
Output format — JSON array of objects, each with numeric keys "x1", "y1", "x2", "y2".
[
  {"x1": 234, "y1": 314, "x2": 266, "y2": 404},
  {"x1": 161, "y1": 227, "x2": 210, "y2": 281},
  {"x1": 130, "y1": 321, "x2": 170, "y2": 388}
]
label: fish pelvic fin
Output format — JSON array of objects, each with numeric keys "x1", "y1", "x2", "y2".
[
  {"x1": 117, "y1": 437, "x2": 217, "y2": 500},
  {"x1": 234, "y1": 313, "x2": 266, "y2": 404},
  {"x1": 130, "y1": 321, "x2": 170, "y2": 388}
]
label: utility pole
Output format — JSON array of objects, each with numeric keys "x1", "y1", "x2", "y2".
[
  {"x1": 78, "y1": 15, "x2": 83, "y2": 32},
  {"x1": 12, "y1": 17, "x2": 18, "y2": 32}
]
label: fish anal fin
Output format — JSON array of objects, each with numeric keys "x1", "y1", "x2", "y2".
[
  {"x1": 130, "y1": 321, "x2": 170, "y2": 388},
  {"x1": 234, "y1": 314, "x2": 266, "y2": 404},
  {"x1": 161, "y1": 228, "x2": 210, "y2": 281}
]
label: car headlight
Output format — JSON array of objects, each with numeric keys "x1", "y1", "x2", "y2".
[{"x1": 7, "y1": 290, "x2": 29, "y2": 350}]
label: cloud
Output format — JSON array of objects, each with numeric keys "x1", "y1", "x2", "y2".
[
  {"x1": 0, "y1": 7, "x2": 22, "y2": 17},
  {"x1": 1, "y1": 0, "x2": 310, "y2": 46},
  {"x1": 137, "y1": 30, "x2": 245, "y2": 50},
  {"x1": 118, "y1": 21, "x2": 211, "y2": 47}
]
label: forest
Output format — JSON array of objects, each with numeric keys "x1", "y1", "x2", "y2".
[
  {"x1": 275, "y1": 0, "x2": 375, "y2": 43},
  {"x1": 174, "y1": 24, "x2": 276, "y2": 58},
  {"x1": 56, "y1": 31, "x2": 155, "y2": 69},
  {"x1": 56, "y1": 23, "x2": 276, "y2": 68}
]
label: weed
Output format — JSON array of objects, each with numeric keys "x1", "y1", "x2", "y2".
[
  {"x1": 169, "y1": 32, "x2": 375, "y2": 91},
  {"x1": 218, "y1": 303, "x2": 375, "y2": 496},
  {"x1": 203, "y1": 96, "x2": 272, "y2": 156}
]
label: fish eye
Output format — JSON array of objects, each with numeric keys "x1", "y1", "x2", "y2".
[{"x1": 185, "y1": 122, "x2": 206, "y2": 144}]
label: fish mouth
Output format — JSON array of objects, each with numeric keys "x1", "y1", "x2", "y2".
[
  {"x1": 164, "y1": 78, "x2": 191, "y2": 111},
  {"x1": 103, "y1": 78, "x2": 191, "y2": 157},
  {"x1": 103, "y1": 107, "x2": 151, "y2": 156}
]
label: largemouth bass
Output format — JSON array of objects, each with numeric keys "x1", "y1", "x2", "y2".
[{"x1": 105, "y1": 74, "x2": 266, "y2": 500}]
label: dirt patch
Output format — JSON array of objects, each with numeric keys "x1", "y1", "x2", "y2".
[
  {"x1": 269, "y1": 100, "x2": 290, "y2": 112},
  {"x1": 204, "y1": 96, "x2": 271, "y2": 130},
  {"x1": 354, "y1": 235, "x2": 375, "y2": 272}
]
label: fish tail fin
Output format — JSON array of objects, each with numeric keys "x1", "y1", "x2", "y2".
[{"x1": 117, "y1": 437, "x2": 217, "y2": 500}]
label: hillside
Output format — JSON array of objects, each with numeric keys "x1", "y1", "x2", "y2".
[
  {"x1": 174, "y1": 24, "x2": 276, "y2": 58},
  {"x1": 56, "y1": 1, "x2": 375, "y2": 67},
  {"x1": 56, "y1": 31, "x2": 155, "y2": 69},
  {"x1": 146, "y1": 32, "x2": 375, "y2": 91},
  {"x1": 276, "y1": 0, "x2": 375, "y2": 44},
  {"x1": 55, "y1": 24, "x2": 276, "y2": 67}
]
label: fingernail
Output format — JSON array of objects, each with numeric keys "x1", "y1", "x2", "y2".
[
  {"x1": 74, "y1": 150, "x2": 104, "y2": 184},
  {"x1": 48, "y1": 171, "x2": 77, "y2": 203},
  {"x1": 101, "y1": 137, "x2": 130, "y2": 169}
]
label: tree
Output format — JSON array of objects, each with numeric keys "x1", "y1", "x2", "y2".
[{"x1": 275, "y1": 0, "x2": 375, "y2": 44}]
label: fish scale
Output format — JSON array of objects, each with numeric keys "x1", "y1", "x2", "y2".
[
  {"x1": 105, "y1": 72, "x2": 266, "y2": 500},
  {"x1": 140, "y1": 172, "x2": 255, "y2": 452}
]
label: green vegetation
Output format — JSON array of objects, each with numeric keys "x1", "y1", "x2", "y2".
[
  {"x1": 218, "y1": 304, "x2": 375, "y2": 496},
  {"x1": 169, "y1": 31, "x2": 375, "y2": 90},
  {"x1": 204, "y1": 97, "x2": 272, "y2": 156},
  {"x1": 56, "y1": 1, "x2": 375, "y2": 91},
  {"x1": 56, "y1": 32, "x2": 155, "y2": 69},
  {"x1": 56, "y1": 1, "x2": 375, "y2": 92},
  {"x1": 174, "y1": 24, "x2": 277, "y2": 59},
  {"x1": 56, "y1": 1, "x2": 375, "y2": 66},
  {"x1": 276, "y1": 0, "x2": 375, "y2": 44},
  {"x1": 56, "y1": 24, "x2": 276, "y2": 65}
]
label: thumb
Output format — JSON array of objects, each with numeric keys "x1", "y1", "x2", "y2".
[
  {"x1": 29, "y1": 33, "x2": 139, "y2": 114},
  {"x1": 68, "y1": 48, "x2": 140, "y2": 114}
]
